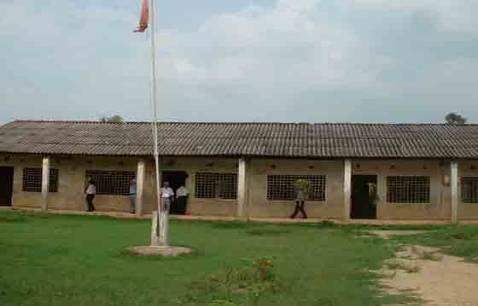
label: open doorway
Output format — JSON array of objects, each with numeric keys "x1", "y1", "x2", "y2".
[
  {"x1": 161, "y1": 171, "x2": 188, "y2": 215},
  {"x1": 351, "y1": 175, "x2": 377, "y2": 219},
  {"x1": 0, "y1": 167, "x2": 14, "y2": 206}
]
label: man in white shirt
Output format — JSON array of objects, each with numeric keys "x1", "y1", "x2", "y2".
[
  {"x1": 290, "y1": 185, "x2": 308, "y2": 219},
  {"x1": 160, "y1": 181, "x2": 174, "y2": 211},
  {"x1": 175, "y1": 184, "x2": 189, "y2": 214},
  {"x1": 84, "y1": 179, "x2": 97, "y2": 212}
]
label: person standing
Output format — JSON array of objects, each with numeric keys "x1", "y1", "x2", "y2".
[
  {"x1": 129, "y1": 178, "x2": 137, "y2": 214},
  {"x1": 290, "y1": 183, "x2": 308, "y2": 219},
  {"x1": 175, "y1": 184, "x2": 189, "y2": 214},
  {"x1": 84, "y1": 179, "x2": 96, "y2": 212},
  {"x1": 160, "y1": 181, "x2": 174, "y2": 212}
]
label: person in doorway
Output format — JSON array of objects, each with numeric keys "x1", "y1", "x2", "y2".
[
  {"x1": 160, "y1": 181, "x2": 174, "y2": 212},
  {"x1": 175, "y1": 184, "x2": 189, "y2": 214},
  {"x1": 290, "y1": 186, "x2": 308, "y2": 219},
  {"x1": 129, "y1": 178, "x2": 137, "y2": 214},
  {"x1": 84, "y1": 179, "x2": 96, "y2": 212}
]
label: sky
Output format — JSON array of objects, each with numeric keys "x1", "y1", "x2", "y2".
[{"x1": 0, "y1": 0, "x2": 477, "y2": 124}]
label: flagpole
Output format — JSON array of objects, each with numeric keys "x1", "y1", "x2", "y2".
[{"x1": 149, "y1": 0, "x2": 168, "y2": 247}]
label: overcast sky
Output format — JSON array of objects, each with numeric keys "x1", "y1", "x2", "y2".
[{"x1": 0, "y1": 0, "x2": 477, "y2": 124}]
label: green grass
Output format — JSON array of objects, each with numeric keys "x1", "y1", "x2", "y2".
[
  {"x1": 0, "y1": 210, "x2": 417, "y2": 306},
  {"x1": 393, "y1": 225, "x2": 478, "y2": 263}
]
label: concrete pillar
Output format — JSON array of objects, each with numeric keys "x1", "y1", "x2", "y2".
[
  {"x1": 450, "y1": 161, "x2": 459, "y2": 224},
  {"x1": 343, "y1": 159, "x2": 352, "y2": 221},
  {"x1": 237, "y1": 158, "x2": 248, "y2": 219},
  {"x1": 135, "y1": 160, "x2": 146, "y2": 217},
  {"x1": 41, "y1": 156, "x2": 50, "y2": 211}
]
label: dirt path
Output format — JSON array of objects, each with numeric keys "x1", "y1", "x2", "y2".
[{"x1": 379, "y1": 245, "x2": 478, "y2": 305}]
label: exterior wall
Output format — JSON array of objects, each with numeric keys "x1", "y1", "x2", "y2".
[
  {"x1": 352, "y1": 160, "x2": 451, "y2": 220},
  {"x1": 157, "y1": 157, "x2": 238, "y2": 216},
  {"x1": 0, "y1": 154, "x2": 238, "y2": 215},
  {"x1": 247, "y1": 159, "x2": 344, "y2": 218},
  {"x1": 0, "y1": 154, "x2": 46, "y2": 209},
  {"x1": 458, "y1": 161, "x2": 478, "y2": 220},
  {"x1": 0, "y1": 153, "x2": 151, "y2": 212},
  {"x1": 1, "y1": 152, "x2": 478, "y2": 220}
]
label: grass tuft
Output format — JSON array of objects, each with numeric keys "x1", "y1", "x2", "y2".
[
  {"x1": 0, "y1": 215, "x2": 26, "y2": 223},
  {"x1": 245, "y1": 227, "x2": 290, "y2": 236},
  {"x1": 209, "y1": 221, "x2": 249, "y2": 230},
  {"x1": 180, "y1": 257, "x2": 281, "y2": 306},
  {"x1": 385, "y1": 260, "x2": 420, "y2": 273},
  {"x1": 315, "y1": 220, "x2": 338, "y2": 228},
  {"x1": 393, "y1": 225, "x2": 478, "y2": 262}
]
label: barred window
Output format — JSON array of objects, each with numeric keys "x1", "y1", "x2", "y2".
[
  {"x1": 387, "y1": 176, "x2": 430, "y2": 203},
  {"x1": 22, "y1": 168, "x2": 59, "y2": 192},
  {"x1": 85, "y1": 170, "x2": 135, "y2": 195},
  {"x1": 267, "y1": 175, "x2": 326, "y2": 201},
  {"x1": 461, "y1": 177, "x2": 478, "y2": 203},
  {"x1": 195, "y1": 173, "x2": 237, "y2": 199}
]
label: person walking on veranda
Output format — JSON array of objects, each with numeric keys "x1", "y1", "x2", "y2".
[
  {"x1": 160, "y1": 181, "x2": 174, "y2": 212},
  {"x1": 129, "y1": 178, "x2": 137, "y2": 214},
  {"x1": 290, "y1": 179, "x2": 309, "y2": 219},
  {"x1": 84, "y1": 179, "x2": 96, "y2": 212},
  {"x1": 175, "y1": 184, "x2": 189, "y2": 214}
]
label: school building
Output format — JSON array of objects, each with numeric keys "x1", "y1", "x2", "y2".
[{"x1": 1, "y1": 120, "x2": 478, "y2": 222}]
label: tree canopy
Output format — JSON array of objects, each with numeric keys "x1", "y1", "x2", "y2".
[
  {"x1": 445, "y1": 113, "x2": 466, "y2": 125},
  {"x1": 100, "y1": 115, "x2": 124, "y2": 123}
]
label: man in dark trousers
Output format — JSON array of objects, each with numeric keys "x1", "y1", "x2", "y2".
[
  {"x1": 290, "y1": 186, "x2": 308, "y2": 219},
  {"x1": 175, "y1": 184, "x2": 189, "y2": 214},
  {"x1": 84, "y1": 179, "x2": 96, "y2": 212},
  {"x1": 129, "y1": 178, "x2": 137, "y2": 214}
]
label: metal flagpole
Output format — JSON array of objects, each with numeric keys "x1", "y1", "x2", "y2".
[{"x1": 149, "y1": 0, "x2": 168, "y2": 247}]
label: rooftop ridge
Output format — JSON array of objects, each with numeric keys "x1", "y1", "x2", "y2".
[
  {"x1": 9, "y1": 120, "x2": 476, "y2": 126},
  {"x1": 2, "y1": 119, "x2": 478, "y2": 158}
]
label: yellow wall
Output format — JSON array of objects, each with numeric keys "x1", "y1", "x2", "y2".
[
  {"x1": 1, "y1": 153, "x2": 478, "y2": 220},
  {"x1": 247, "y1": 159, "x2": 344, "y2": 218},
  {"x1": 458, "y1": 161, "x2": 478, "y2": 220},
  {"x1": 155, "y1": 157, "x2": 238, "y2": 216},
  {"x1": 352, "y1": 160, "x2": 451, "y2": 220},
  {"x1": 0, "y1": 154, "x2": 144, "y2": 212}
]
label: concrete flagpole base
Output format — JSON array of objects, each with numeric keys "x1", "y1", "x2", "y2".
[
  {"x1": 128, "y1": 245, "x2": 192, "y2": 256},
  {"x1": 128, "y1": 211, "x2": 192, "y2": 257},
  {"x1": 150, "y1": 210, "x2": 168, "y2": 247}
]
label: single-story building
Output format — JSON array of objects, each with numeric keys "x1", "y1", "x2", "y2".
[{"x1": 1, "y1": 120, "x2": 478, "y2": 222}]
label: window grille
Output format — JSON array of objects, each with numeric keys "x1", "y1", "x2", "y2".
[
  {"x1": 85, "y1": 170, "x2": 135, "y2": 195},
  {"x1": 461, "y1": 177, "x2": 478, "y2": 203},
  {"x1": 22, "y1": 168, "x2": 59, "y2": 192},
  {"x1": 195, "y1": 173, "x2": 237, "y2": 199},
  {"x1": 386, "y1": 176, "x2": 430, "y2": 203},
  {"x1": 267, "y1": 175, "x2": 326, "y2": 201}
]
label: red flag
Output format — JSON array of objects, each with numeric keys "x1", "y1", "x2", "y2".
[{"x1": 134, "y1": 0, "x2": 149, "y2": 32}]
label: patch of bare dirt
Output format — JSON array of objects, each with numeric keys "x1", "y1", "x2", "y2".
[{"x1": 379, "y1": 245, "x2": 478, "y2": 305}]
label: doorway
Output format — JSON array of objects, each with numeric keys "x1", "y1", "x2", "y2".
[
  {"x1": 161, "y1": 171, "x2": 188, "y2": 215},
  {"x1": 0, "y1": 167, "x2": 14, "y2": 206},
  {"x1": 351, "y1": 175, "x2": 377, "y2": 219}
]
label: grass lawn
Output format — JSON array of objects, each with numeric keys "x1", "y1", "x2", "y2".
[
  {"x1": 392, "y1": 224, "x2": 478, "y2": 263},
  {"x1": 0, "y1": 210, "x2": 425, "y2": 306}
]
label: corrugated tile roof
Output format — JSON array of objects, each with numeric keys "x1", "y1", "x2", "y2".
[{"x1": 1, "y1": 120, "x2": 478, "y2": 159}]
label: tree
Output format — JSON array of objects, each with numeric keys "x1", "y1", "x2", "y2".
[
  {"x1": 100, "y1": 115, "x2": 124, "y2": 123},
  {"x1": 445, "y1": 112, "x2": 466, "y2": 125}
]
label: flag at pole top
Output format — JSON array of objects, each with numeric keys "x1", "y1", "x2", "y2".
[{"x1": 134, "y1": 0, "x2": 149, "y2": 32}]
